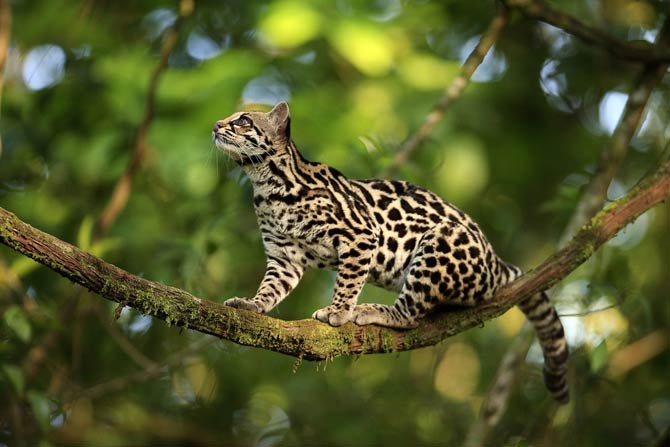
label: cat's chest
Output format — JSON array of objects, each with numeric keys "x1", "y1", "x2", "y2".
[
  {"x1": 255, "y1": 201, "x2": 340, "y2": 269},
  {"x1": 254, "y1": 194, "x2": 337, "y2": 239}
]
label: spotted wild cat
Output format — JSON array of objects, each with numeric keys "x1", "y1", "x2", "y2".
[{"x1": 212, "y1": 102, "x2": 569, "y2": 403}]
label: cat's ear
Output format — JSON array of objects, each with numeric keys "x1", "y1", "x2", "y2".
[{"x1": 268, "y1": 101, "x2": 291, "y2": 140}]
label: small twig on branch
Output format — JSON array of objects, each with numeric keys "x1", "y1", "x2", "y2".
[
  {"x1": 96, "y1": 0, "x2": 193, "y2": 234},
  {"x1": 559, "y1": 304, "x2": 619, "y2": 318},
  {"x1": 504, "y1": 0, "x2": 670, "y2": 63},
  {"x1": 0, "y1": 158, "x2": 667, "y2": 361},
  {"x1": 382, "y1": 6, "x2": 508, "y2": 178}
]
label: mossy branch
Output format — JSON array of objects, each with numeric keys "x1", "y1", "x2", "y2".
[{"x1": 0, "y1": 159, "x2": 668, "y2": 360}]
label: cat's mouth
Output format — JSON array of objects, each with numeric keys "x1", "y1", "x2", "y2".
[{"x1": 213, "y1": 134, "x2": 243, "y2": 159}]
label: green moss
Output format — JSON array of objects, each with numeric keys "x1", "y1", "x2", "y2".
[
  {"x1": 402, "y1": 328, "x2": 424, "y2": 350},
  {"x1": 363, "y1": 326, "x2": 380, "y2": 351},
  {"x1": 380, "y1": 330, "x2": 396, "y2": 353},
  {"x1": 100, "y1": 279, "x2": 111, "y2": 297},
  {"x1": 581, "y1": 240, "x2": 596, "y2": 260}
]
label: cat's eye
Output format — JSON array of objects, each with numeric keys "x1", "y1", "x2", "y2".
[{"x1": 232, "y1": 116, "x2": 251, "y2": 127}]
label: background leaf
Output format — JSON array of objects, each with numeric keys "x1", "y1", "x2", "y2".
[{"x1": 3, "y1": 306, "x2": 32, "y2": 343}]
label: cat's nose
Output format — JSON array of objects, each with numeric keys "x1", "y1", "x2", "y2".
[{"x1": 212, "y1": 121, "x2": 224, "y2": 133}]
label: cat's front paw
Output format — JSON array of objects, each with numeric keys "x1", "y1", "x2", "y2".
[
  {"x1": 352, "y1": 303, "x2": 383, "y2": 326},
  {"x1": 353, "y1": 303, "x2": 419, "y2": 329},
  {"x1": 223, "y1": 297, "x2": 263, "y2": 313},
  {"x1": 312, "y1": 305, "x2": 354, "y2": 327}
]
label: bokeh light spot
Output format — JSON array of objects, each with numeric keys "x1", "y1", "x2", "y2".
[
  {"x1": 22, "y1": 45, "x2": 66, "y2": 90},
  {"x1": 331, "y1": 21, "x2": 394, "y2": 76},
  {"x1": 187, "y1": 31, "x2": 227, "y2": 60},
  {"x1": 259, "y1": 1, "x2": 322, "y2": 49},
  {"x1": 599, "y1": 91, "x2": 628, "y2": 135},
  {"x1": 459, "y1": 37, "x2": 507, "y2": 82},
  {"x1": 399, "y1": 54, "x2": 459, "y2": 90},
  {"x1": 434, "y1": 342, "x2": 481, "y2": 401},
  {"x1": 436, "y1": 134, "x2": 489, "y2": 203}
]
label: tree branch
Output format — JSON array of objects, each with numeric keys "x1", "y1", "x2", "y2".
[
  {"x1": 1, "y1": 159, "x2": 667, "y2": 360},
  {"x1": 504, "y1": 0, "x2": 670, "y2": 63},
  {"x1": 96, "y1": 0, "x2": 193, "y2": 234},
  {"x1": 382, "y1": 6, "x2": 509, "y2": 178}
]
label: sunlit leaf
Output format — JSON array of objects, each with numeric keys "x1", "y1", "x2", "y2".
[
  {"x1": 398, "y1": 53, "x2": 460, "y2": 90},
  {"x1": 591, "y1": 340, "x2": 609, "y2": 373},
  {"x1": 184, "y1": 162, "x2": 218, "y2": 197},
  {"x1": 435, "y1": 134, "x2": 489, "y2": 204},
  {"x1": 259, "y1": 1, "x2": 322, "y2": 49},
  {"x1": 77, "y1": 216, "x2": 95, "y2": 251},
  {"x1": 330, "y1": 21, "x2": 394, "y2": 76},
  {"x1": 434, "y1": 342, "x2": 480, "y2": 401}
]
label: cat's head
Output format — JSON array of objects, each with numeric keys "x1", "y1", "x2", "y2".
[{"x1": 212, "y1": 102, "x2": 291, "y2": 165}]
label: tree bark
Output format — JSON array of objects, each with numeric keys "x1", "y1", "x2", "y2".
[{"x1": 0, "y1": 159, "x2": 668, "y2": 361}]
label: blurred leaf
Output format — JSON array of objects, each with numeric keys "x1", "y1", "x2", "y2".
[
  {"x1": 77, "y1": 216, "x2": 94, "y2": 251},
  {"x1": 590, "y1": 340, "x2": 609, "y2": 373},
  {"x1": 435, "y1": 134, "x2": 489, "y2": 204},
  {"x1": 539, "y1": 183, "x2": 580, "y2": 214},
  {"x1": 398, "y1": 53, "x2": 460, "y2": 90},
  {"x1": 183, "y1": 162, "x2": 218, "y2": 197},
  {"x1": 330, "y1": 20, "x2": 394, "y2": 76},
  {"x1": 1, "y1": 364, "x2": 25, "y2": 394},
  {"x1": 27, "y1": 391, "x2": 51, "y2": 431},
  {"x1": 259, "y1": 1, "x2": 322, "y2": 49},
  {"x1": 90, "y1": 237, "x2": 121, "y2": 258},
  {"x1": 434, "y1": 342, "x2": 480, "y2": 401},
  {"x1": 172, "y1": 358, "x2": 218, "y2": 403},
  {"x1": 3, "y1": 306, "x2": 32, "y2": 343},
  {"x1": 92, "y1": 49, "x2": 154, "y2": 123},
  {"x1": 10, "y1": 257, "x2": 41, "y2": 278}
]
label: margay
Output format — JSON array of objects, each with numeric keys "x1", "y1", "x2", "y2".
[{"x1": 212, "y1": 102, "x2": 569, "y2": 403}]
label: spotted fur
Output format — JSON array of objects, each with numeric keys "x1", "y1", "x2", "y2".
[{"x1": 213, "y1": 102, "x2": 569, "y2": 403}]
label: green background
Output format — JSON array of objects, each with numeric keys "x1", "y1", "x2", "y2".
[{"x1": 1, "y1": 0, "x2": 669, "y2": 445}]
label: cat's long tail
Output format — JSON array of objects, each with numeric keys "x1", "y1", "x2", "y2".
[
  {"x1": 517, "y1": 290, "x2": 570, "y2": 403},
  {"x1": 481, "y1": 264, "x2": 569, "y2": 425}
]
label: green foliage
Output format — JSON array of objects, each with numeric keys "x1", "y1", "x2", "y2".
[
  {"x1": 1, "y1": 364, "x2": 24, "y2": 394},
  {"x1": 3, "y1": 305, "x2": 32, "y2": 342},
  {"x1": 590, "y1": 340, "x2": 609, "y2": 374},
  {"x1": 27, "y1": 391, "x2": 52, "y2": 432},
  {"x1": 1, "y1": 0, "x2": 669, "y2": 445}
]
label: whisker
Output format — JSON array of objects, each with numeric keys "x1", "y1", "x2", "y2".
[{"x1": 207, "y1": 144, "x2": 220, "y2": 180}]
